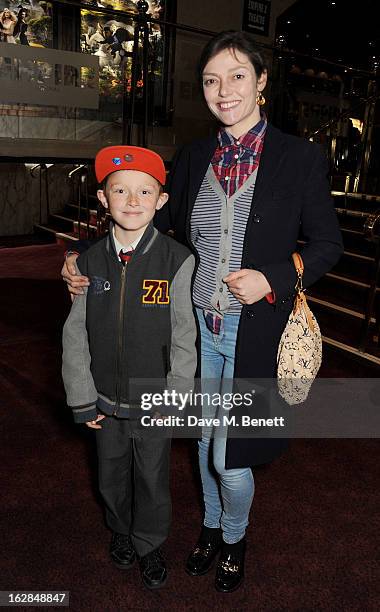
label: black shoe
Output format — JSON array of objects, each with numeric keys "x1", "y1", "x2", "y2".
[
  {"x1": 139, "y1": 548, "x2": 167, "y2": 590},
  {"x1": 215, "y1": 538, "x2": 246, "y2": 593},
  {"x1": 110, "y1": 532, "x2": 136, "y2": 570},
  {"x1": 186, "y1": 526, "x2": 222, "y2": 576}
]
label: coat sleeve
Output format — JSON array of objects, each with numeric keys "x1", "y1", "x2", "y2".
[
  {"x1": 154, "y1": 145, "x2": 189, "y2": 238},
  {"x1": 257, "y1": 145, "x2": 344, "y2": 302},
  {"x1": 62, "y1": 273, "x2": 98, "y2": 424},
  {"x1": 166, "y1": 254, "x2": 197, "y2": 396}
]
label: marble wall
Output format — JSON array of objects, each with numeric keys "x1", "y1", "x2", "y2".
[{"x1": 0, "y1": 163, "x2": 78, "y2": 236}]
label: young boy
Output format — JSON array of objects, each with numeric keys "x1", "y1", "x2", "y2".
[{"x1": 62, "y1": 146, "x2": 197, "y2": 590}]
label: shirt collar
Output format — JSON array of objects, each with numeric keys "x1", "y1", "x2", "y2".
[
  {"x1": 113, "y1": 226, "x2": 143, "y2": 259},
  {"x1": 217, "y1": 112, "x2": 267, "y2": 150}
]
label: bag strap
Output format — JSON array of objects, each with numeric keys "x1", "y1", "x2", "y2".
[
  {"x1": 292, "y1": 252, "x2": 304, "y2": 293},
  {"x1": 292, "y1": 252, "x2": 304, "y2": 275},
  {"x1": 291, "y1": 252, "x2": 316, "y2": 332}
]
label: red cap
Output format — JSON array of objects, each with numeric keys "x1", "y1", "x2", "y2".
[{"x1": 95, "y1": 145, "x2": 166, "y2": 185}]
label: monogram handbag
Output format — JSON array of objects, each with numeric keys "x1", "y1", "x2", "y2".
[{"x1": 277, "y1": 253, "x2": 322, "y2": 405}]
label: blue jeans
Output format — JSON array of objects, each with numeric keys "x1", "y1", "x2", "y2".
[{"x1": 196, "y1": 308, "x2": 254, "y2": 544}]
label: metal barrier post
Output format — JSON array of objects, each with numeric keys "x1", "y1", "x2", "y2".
[
  {"x1": 124, "y1": 0, "x2": 149, "y2": 145},
  {"x1": 141, "y1": 4, "x2": 150, "y2": 148},
  {"x1": 69, "y1": 165, "x2": 88, "y2": 240}
]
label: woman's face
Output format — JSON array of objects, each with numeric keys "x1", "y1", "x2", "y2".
[{"x1": 202, "y1": 48, "x2": 267, "y2": 138}]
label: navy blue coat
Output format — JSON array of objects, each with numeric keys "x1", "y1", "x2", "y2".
[{"x1": 155, "y1": 123, "x2": 343, "y2": 468}]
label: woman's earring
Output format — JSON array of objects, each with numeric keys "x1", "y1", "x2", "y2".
[{"x1": 256, "y1": 91, "x2": 266, "y2": 106}]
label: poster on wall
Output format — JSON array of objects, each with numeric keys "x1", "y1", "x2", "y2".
[
  {"x1": 0, "y1": 1, "x2": 53, "y2": 47},
  {"x1": 242, "y1": 0, "x2": 271, "y2": 37},
  {"x1": 80, "y1": 0, "x2": 166, "y2": 115}
]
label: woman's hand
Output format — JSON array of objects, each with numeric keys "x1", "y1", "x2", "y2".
[
  {"x1": 61, "y1": 254, "x2": 90, "y2": 299},
  {"x1": 223, "y1": 269, "x2": 271, "y2": 304}
]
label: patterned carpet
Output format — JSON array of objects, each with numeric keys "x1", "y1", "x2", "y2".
[{"x1": 0, "y1": 244, "x2": 379, "y2": 611}]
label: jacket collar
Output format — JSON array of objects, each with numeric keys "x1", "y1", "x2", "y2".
[{"x1": 106, "y1": 221, "x2": 156, "y2": 262}]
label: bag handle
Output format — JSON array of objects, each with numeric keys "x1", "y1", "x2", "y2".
[
  {"x1": 292, "y1": 252, "x2": 304, "y2": 294},
  {"x1": 291, "y1": 252, "x2": 315, "y2": 332}
]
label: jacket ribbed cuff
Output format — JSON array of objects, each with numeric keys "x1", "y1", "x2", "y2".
[{"x1": 70, "y1": 403, "x2": 98, "y2": 424}]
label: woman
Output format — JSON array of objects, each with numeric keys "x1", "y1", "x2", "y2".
[
  {"x1": 0, "y1": 8, "x2": 17, "y2": 43},
  {"x1": 14, "y1": 9, "x2": 29, "y2": 46},
  {"x1": 62, "y1": 31, "x2": 343, "y2": 593}
]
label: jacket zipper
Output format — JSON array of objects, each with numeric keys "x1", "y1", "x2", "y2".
[{"x1": 113, "y1": 264, "x2": 127, "y2": 416}]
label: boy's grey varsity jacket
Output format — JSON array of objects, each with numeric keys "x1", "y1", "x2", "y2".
[{"x1": 62, "y1": 222, "x2": 197, "y2": 423}]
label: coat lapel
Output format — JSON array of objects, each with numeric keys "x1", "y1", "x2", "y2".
[
  {"x1": 184, "y1": 126, "x2": 287, "y2": 236},
  {"x1": 187, "y1": 137, "x2": 217, "y2": 212},
  {"x1": 251, "y1": 124, "x2": 287, "y2": 212}
]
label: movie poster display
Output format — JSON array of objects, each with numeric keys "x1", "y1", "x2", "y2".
[
  {"x1": 80, "y1": 1, "x2": 166, "y2": 117},
  {"x1": 0, "y1": 1, "x2": 52, "y2": 47}
]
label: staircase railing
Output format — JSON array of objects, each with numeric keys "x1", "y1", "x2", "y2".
[
  {"x1": 68, "y1": 164, "x2": 90, "y2": 240},
  {"x1": 360, "y1": 212, "x2": 380, "y2": 351},
  {"x1": 29, "y1": 163, "x2": 51, "y2": 224}
]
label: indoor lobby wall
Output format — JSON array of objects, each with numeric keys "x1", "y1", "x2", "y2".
[
  {"x1": 0, "y1": 0, "x2": 298, "y2": 235},
  {"x1": 0, "y1": 163, "x2": 75, "y2": 236},
  {"x1": 172, "y1": 0, "x2": 297, "y2": 143}
]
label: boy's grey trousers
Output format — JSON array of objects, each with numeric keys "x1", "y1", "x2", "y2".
[{"x1": 95, "y1": 415, "x2": 171, "y2": 557}]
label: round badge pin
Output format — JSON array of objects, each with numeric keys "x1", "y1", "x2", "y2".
[{"x1": 124, "y1": 154, "x2": 134, "y2": 162}]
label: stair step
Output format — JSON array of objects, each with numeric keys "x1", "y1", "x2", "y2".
[
  {"x1": 34, "y1": 224, "x2": 79, "y2": 243},
  {"x1": 297, "y1": 241, "x2": 376, "y2": 283},
  {"x1": 332, "y1": 191, "x2": 380, "y2": 204},
  {"x1": 51, "y1": 213, "x2": 96, "y2": 227},
  {"x1": 64, "y1": 204, "x2": 111, "y2": 225},
  {"x1": 322, "y1": 336, "x2": 380, "y2": 366},
  {"x1": 63, "y1": 207, "x2": 98, "y2": 228},
  {"x1": 307, "y1": 294, "x2": 376, "y2": 322},
  {"x1": 66, "y1": 203, "x2": 98, "y2": 215},
  {"x1": 334, "y1": 200, "x2": 380, "y2": 214},
  {"x1": 342, "y1": 234, "x2": 376, "y2": 257},
  {"x1": 310, "y1": 302, "x2": 379, "y2": 359},
  {"x1": 49, "y1": 214, "x2": 98, "y2": 234},
  {"x1": 340, "y1": 226, "x2": 365, "y2": 236},
  {"x1": 325, "y1": 272, "x2": 372, "y2": 289},
  {"x1": 311, "y1": 276, "x2": 379, "y2": 313}
]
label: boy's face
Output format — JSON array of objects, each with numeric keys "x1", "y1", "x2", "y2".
[{"x1": 97, "y1": 169, "x2": 168, "y2": 238}]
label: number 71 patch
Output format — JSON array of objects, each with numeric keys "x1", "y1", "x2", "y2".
[{"x1": 142, "y1": 279, "x2": 170, "y2": 304}]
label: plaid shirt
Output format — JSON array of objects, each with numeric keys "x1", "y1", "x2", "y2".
[{"x1": 211, "y1": 114, "x2": 267, "y2": 197}]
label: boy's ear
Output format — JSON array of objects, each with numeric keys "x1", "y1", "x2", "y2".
[
  {"x1": 155, "y1": 191, "x2": 169, "y2": 211},
  {"x1": 97, "y1": 189, "x2": 108, "y2": 209}
]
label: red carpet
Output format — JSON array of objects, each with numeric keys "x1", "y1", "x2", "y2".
[{"x1": 0, "y1": 244, "x2": 379, "y2": 611}]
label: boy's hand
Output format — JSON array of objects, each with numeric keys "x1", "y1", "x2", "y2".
[
  {"x1": 61, "y1": 254, "x2": 90, "y2": 300},
  {"x1": 86, "y1": 415, "x2": 106, "y2": 429}
]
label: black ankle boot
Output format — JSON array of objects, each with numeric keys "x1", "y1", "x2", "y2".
[
  {"x1": 215, "y1": 538, "x2": 246, "y2": 593},
  {"x1": 186, "y1": 526, "x2": 222, "y2": 576}
]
